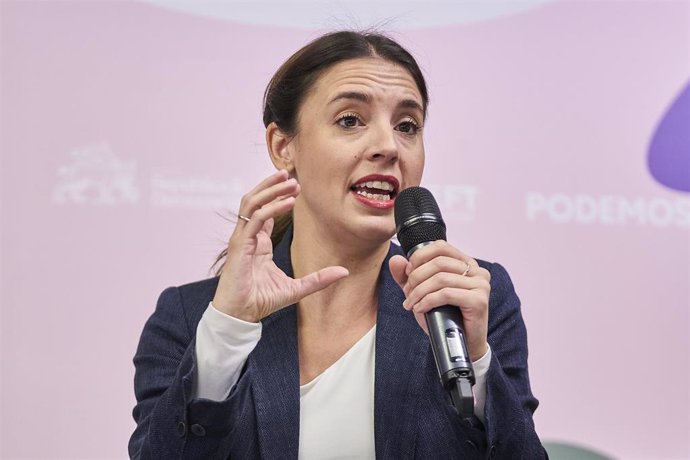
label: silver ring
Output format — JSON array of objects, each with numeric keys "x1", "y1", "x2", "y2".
[
  {"x1": 461, "y1": 262, "x2": 471, "y2": 277},
  {"x1": 238, "y1": 214, "x2": 251, "y2": 223}
]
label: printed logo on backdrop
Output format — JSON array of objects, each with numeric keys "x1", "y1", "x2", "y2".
[
  {"x1": 526, "y1": 80, "x2": 690, "y2": 229},
  {"x1": 526, "y1": 193, "x2": 690, "y2": 228},
  {"x1": 427, "y1": 184, "x2": 478, "y2": 222},
  {"x1": 52, "y1": 142, "x2": 244, "y2": 209},
  {"x1": 647, "y1": 80, "x2": 690, "y2": 193},
  {"x1": 51, "y1": 144, "x2": 479, "y2": 215},
  {"x1": 150, "y1": 172, "x2": 244, "y2": 209},
  {"x1": 52, "y1": 142, "x2": 139, "y2": 205}
]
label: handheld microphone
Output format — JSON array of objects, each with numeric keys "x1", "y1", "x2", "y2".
[{"x1": 394, "y1": 186, "x2": 475, "y2": 418}]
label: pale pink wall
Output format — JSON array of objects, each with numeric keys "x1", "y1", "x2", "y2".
[{"x1": 1, "y1": 1, "x2": 688, "y2": 458}]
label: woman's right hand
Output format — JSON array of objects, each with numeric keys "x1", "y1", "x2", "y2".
[{"x1": 211, "y1": 170, "x2": 349, "y2": 323}]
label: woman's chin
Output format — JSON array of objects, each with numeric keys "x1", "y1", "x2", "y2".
[{"x1": 347, "y1": 218, "x2": 396, "y2": 245}]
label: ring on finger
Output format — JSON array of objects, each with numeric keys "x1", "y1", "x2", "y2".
[
  {"x1": 238, "y1": 214, "x2": 251, "y2": 223},
  {"x1": 461, "y1": 262, "x2": 471, "y2": 276}
]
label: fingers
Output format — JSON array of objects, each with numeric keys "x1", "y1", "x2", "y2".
[
  {"x1": 292, "y1": 266, "x2": 350, "y2": 302},
  {"x1": 400, "y1": 241, "x2": 491, "y2": 361},
  {"x1": 388, "y1": 255, "x2": 409, "y2": 290},
  {"x1": 239, "y1": 170, "x2": 299, "y2": 217},
  {"x1": 403, "y1": 282, "x2": 487, "y2": 315},
  {"x1": 403, "y1": 267, "x2": 490, "y2": 315},
  {"x1": 401, "y1": 241, "x2": 490, "y2": 315},
  {"x1": 243, "y1": 195, "x2": 295, "y2": 237},
  {"x1": 231, "y1": 169, "x2": 299, "y2": 239},
  {"x1": 405, "y1": 255, "x2": 474, "y2": 288},
  {"x1": 407, "y1": 240, "x2": 478, "y2": 274},
  {"x1": 243, "y1": 169, "x2": 294, "y2": 210}
]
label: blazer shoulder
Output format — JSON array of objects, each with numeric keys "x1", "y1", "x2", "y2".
[
  {"x1": 156, "y1": 277, "x2": 220, "y2": 332},
  {"x1": 176, "y1": 276, "x2": 220, "y2": 300},
  {"x1": 476, "y1": 258, "x2": 515, "y2": 289}
]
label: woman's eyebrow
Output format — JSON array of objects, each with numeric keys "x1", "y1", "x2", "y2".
[
  {"x1": 328, "y1": 91, "x2": 369, "y2": 105},
  {"x1": 328, "y1": 91, "x2": 423, "y2": 113},
  {"x1": 398, "y1": 99, "x2": 424, "y2": 113}
]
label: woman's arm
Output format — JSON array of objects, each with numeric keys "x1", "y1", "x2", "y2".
[
  {"x1": 482, "y1": 262, "x2": 546, "y2": 459},
  {"x1": 129, "y1": 286, "x2": 196, "y2": 459},
  {"x1": 129, "y1": 284, "x2": 255, "y2": 459}
]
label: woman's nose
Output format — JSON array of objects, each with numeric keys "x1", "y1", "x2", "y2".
[{"x1": 366, "y1": 123, "x2": 398, "y2": 162}]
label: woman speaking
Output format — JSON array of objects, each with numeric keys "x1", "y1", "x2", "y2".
[{"x1": 129, "y1": 30, "x2": 546, "y2": 459}]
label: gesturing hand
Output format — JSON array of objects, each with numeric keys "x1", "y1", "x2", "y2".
[
  {"x1": 389, "y1": 241, "x2": 491, "y2": 362},
  {"x1": 212, "y1": 170, "x2": 349, "y2": 323}
]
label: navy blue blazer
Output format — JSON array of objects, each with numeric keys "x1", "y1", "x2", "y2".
[{"x1": 129, "y1": 231, "x2": 546, "y2": 459}]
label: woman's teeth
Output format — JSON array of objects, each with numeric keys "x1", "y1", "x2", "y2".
[
  {"x1": 355, "y1": 189, "x2": 391, "y2": 201},
  {"x1": 353, "y1": 181, "x2": 395, "y2": 201},
  {"x1": 362, "y1": 180, "x2": 393, "y2": 191}
]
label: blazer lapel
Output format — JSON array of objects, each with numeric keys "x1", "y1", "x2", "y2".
[
  {"x1": 374, "y1": 245, "x2": 432, "y2": 459},
  {"x1": 248, "y1": 231, "x2": 301, "y2": 459},
  {"x1": 246, "y1": 232, "x2": 431, "y2": 459}
]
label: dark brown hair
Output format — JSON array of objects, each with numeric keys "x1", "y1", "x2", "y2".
[
  {"x1": 263, "y1": 30, "x2": 429, "y2": 134},
  {"x1": 215, "y1": 31, "x2": 428, "y2": 273}
]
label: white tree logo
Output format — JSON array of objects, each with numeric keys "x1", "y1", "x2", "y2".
[{"x1": 52, "y1": 142, "x2": 139, "y2": 205}]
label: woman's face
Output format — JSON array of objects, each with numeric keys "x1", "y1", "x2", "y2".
[{"x1": 286, "y1": 57, "x2": 425, "y2": 246}]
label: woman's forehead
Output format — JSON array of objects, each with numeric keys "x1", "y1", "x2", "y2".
[{"x1": 310, "y1": 57, "x2": 423, "y2": 106}]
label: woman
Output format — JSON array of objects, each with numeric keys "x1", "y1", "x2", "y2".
[{"x1": 129, "y1": 31, "x2": 546, "y2": 459}]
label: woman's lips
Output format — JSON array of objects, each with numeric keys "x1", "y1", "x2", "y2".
[{"x1": 350, "y1": 175, "x2": 399, "y2": 209}]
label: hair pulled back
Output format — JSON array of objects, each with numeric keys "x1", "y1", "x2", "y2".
[
  {"x1": 264, "y1": 31, "x2": 429, "y2": 248},
  {"x1": 263, "y1": 30, "x2": 428, "y2": 136}
]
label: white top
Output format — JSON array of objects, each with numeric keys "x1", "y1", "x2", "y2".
[
  {"x1": 194, "y1": 303, "x2": 491, "y2": 457},
  {"x1": 298, "y1": 325, "x2": 376, "y2": 459}
]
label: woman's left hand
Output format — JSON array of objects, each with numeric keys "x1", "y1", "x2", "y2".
[{"x1": 389, "y1": 240, "x2": 491, "y2": 362}]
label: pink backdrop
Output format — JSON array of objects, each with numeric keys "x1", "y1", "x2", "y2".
[{"x1": 1, "y1": 1, "x2": 688, "y2": 458}]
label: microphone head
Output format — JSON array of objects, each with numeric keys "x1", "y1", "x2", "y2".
[{"x1": 394, "y1": 186, "x2": 447, "y2": 255}]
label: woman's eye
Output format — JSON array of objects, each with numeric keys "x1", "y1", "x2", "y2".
[
  {"x1": 337, "y1": 114, "x2": 362, "y2": 128},
  {"x1": 396, "y1": 119, "x2": 421, "y2": 135}
]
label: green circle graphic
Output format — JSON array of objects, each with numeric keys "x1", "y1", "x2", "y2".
[{"x1": 544, "y1": 441, "x2": 615, "y2": 460}]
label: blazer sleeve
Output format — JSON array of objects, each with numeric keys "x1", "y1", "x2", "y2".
[
  {"x1": 128, "y1": 286, "x2": 252, "y2": 459},
  {"x1": 481, "y1": 262, "x2": 547, "y2": 459}
]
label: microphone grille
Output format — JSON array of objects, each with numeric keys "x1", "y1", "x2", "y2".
[{"x1": 394, "y1": 187, "x2": 447, "y2": 255}]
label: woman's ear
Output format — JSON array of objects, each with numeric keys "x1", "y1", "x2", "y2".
[{"x1": 266, "y1": 122, "x2": 295, "y2": 173}]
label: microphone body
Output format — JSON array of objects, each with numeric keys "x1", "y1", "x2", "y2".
[{"x1": 394, "y1": 187, "x2": 476, "y2": 418}]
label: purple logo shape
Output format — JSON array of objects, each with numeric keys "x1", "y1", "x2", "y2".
[{"x1": 648, "y1": 80, "x2": 690, "y2": 192}]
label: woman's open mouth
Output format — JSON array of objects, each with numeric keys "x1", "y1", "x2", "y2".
[{"x1": 350, "y1": 175, "x2": 399, "y2": 209}]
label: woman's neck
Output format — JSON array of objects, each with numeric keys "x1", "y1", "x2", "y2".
[{"x1": 290, "y1": 223, "x2": 390, "y2": 331}]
